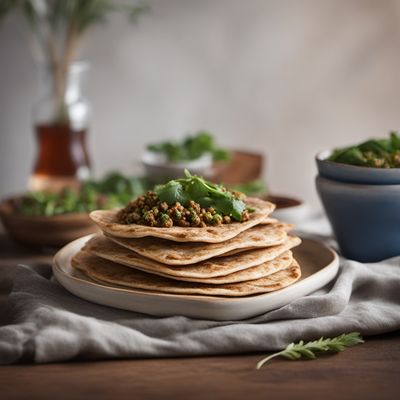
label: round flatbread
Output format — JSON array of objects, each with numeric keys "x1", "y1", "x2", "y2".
[
  {"x1": 106, "y1": 222, "x2": 292, "y2": 265},
  {"x1": 74, "y1": 250, "x2": 302, "y2": 297},
  {"x1": 89, "y1": 197, "x2": 275, "y2": 243},
  {"x1": 83, "y1": 234, "x2": 301, "y2": 279},
  {"x1": 83, "y1": 235, "x2": 296, "y2": 283}
]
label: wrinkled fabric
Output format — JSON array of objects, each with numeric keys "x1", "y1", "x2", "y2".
[{"x1": 0, "y1": 217, "x2": 399, "y2": 364}]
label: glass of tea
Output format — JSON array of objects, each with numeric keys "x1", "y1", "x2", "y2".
[{"x1": 30, "y1": 61, "x2": 91, "y2": 192}]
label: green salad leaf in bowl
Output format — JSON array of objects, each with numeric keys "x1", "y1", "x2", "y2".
[
  {"x1": 329, "y1": 131, "x2": 400, "y2": 168},
  {"x1": 13, "y1": 172, "x2": 151, "y2": 217},
  {"x1": 147, "y1": 131, "x2": 230, "y2": 162}
]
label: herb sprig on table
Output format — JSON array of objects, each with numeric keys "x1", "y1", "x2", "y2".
[
  {"x1": 329, "y1": 131, "x2": 400, "y2": 168},
  {"x1": 147, "y1": 131, "x2": 230, "y2": 162},
  {"x1": 256, "y1": 332, "x2": 364, "y2": 369},
  {"x1": 155, "y1": 170, "x2": 248, "y2": 221}
]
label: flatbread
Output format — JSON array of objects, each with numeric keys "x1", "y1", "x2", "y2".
[
  {"x1": 260, "y1": 217, "x2": 279, "y2": 225},
  {"x1": 74, "y1": 250, "x2": 302, "y2": 297},
  {"x1": 89, "y1": 197, "x2": 275, "y2": 243},
  {"x1": 83, "y1": 234, "x2": 301, "y2": 279},
  {"x1": 84, "y1": 236, "x2": 296, "y2": 284},
  {"x1": 106, "y1": 222, "x2": 292, "y2": 265}
]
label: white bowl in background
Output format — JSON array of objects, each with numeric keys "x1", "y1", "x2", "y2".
[{"x1": 142, "y1": 151, "x2": 213, "y2": 183}]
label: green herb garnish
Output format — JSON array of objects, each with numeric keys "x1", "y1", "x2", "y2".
[
  {"x1": 329, "y1": 131, "x2": 400, "y2": 168},
  {"x1": 154, "y1": 170, "x2": 247, "y2": 221},
  {"x1": 256, "y1": 332, "x2": 364, "y2": 369},
  {"x1": 147, "y1": 131, "x2": 230, "y2": 162}
]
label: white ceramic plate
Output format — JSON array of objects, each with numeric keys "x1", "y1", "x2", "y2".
[{"x1": 53, "y1": 235, "x2": 339, "y2": 321}]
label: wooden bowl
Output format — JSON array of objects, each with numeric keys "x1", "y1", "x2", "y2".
[
  {"x1": 0, "y1": 197, "x2": 99, "y2": 248},
  {"x1": 212, "y1": 150, "x2": 264, "y2": 184}
]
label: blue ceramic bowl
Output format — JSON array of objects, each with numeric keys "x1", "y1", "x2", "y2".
[
  {"x1": 316, "y1": 175, "x2": 400, "y2": 262},
  {"x1": 316, "y1": 150, "x2": 400, "y2": 184}
]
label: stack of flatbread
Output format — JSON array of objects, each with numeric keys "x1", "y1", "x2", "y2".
[{"x1": 72, "y1": 198, "x2": 302, "y2": 297}]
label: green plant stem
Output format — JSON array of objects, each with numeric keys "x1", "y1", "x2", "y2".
[
  {"x1": 256, "y1": 332, "x2": 364, "y2": 369},
  {"x1": 57, "y1": 27, "x2": 80, "y2": 123},
  {"x1": 0, "y1": 0, "x2": 148, "y2": 124},
  {"x1": 256, "y1": 352, "x2": 286, "y2": 369}
]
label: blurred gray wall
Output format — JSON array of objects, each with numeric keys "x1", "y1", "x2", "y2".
[{"x1": 1, "y1": 0, "x2": 400, "y2": 207}]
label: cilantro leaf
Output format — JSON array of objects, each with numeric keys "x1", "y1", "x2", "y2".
[
  {"x1": 390, "y1": 131, "x2": 400, "y2": 151},
  {"x1": 155, "y1": 181, "x2": 190, "y2": 205},
  {"x1": 186, "y1": 177, "x2": 209, "y2": 199}
]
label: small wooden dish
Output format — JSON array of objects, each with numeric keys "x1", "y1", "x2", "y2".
[
  {"x1": 267, "y1": 195, "x2": 302, "y2": 209},
  {"x1": 0, "y1": 197, "x2": 99, "y2": 248}
]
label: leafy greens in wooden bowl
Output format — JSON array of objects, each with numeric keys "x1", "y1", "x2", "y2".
[{"x1": 0, "y1": 172, "x2": 151, "y2": 247}]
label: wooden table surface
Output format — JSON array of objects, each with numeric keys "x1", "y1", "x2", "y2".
[{"x1": 1, "y1": 233, "x2": 399, "y2": 400}]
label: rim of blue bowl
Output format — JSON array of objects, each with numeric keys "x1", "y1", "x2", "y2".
[
  {"x1": 316, "y1": 175, "x2": 400, "y2": 189},
  {"x1": 316, "y1": 149, "x2": 400, "y2": 172}
]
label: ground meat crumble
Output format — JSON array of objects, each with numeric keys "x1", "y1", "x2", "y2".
[{"x1": 117, "y1": 191, "x2": 250, "y2": 227}]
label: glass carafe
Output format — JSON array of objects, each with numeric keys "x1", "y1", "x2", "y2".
[{"x1": 29, "y1": 61, "x2": 91, "y2": 192}]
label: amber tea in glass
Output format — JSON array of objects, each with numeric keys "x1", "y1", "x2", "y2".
[{"x1": 29, "y1": 62, "x2": 91, "y2": 191}]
